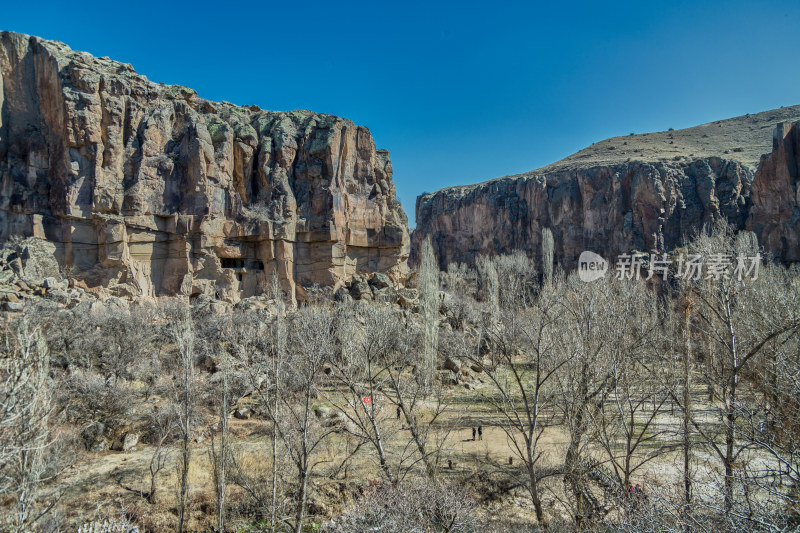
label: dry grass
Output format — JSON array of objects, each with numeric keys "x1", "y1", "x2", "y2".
[
  {"x1": 39, "y1": 372, "x2": 757, "y2": 531},
  {"x1": 441, "y1": 104, "x2": 800, "y2": 193}
]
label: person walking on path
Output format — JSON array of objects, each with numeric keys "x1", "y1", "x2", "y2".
[
  {"x1": 478, "y1": 426, "x2": 483, "y2": 440},
  {"x1": 396, "y1": 405, "x2": 401, "y2": 420},
  {"x1": 472, "y1": 427, "x2": 476, "y2": 441}
]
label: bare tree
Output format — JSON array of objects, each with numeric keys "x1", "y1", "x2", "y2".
[
  {"x1": 270, "y1": 283, "x2": 286, "y2": 533},
  {"x1": 476, "y1": 255, "x2": 499, "y2": 320},
  {"x1": 551, "y1": 274, "x2": 616, "y2": 528},
  {"x1": 383, "y1": 306, "x2": 455, "y2": 479},
  {"x1": 224, "y1": 279, "x2": 288, "y2": 532},
  {"x1": 326, "y1": 303, "x2": 403, "y2": 483},
  {"x1": 325, "y1": 478, "x2": 478, "y2": 533},
  {"x1": 469, "y1": 277, "x2": 569, "y2": 526},
  {"x1": 542, "y1": 227, "x2": 554, "y2": 285},
  {"x1": 386, "y1": 316, "x2": 455, "y2": 480},
  {"x1": 95, "y1": 305, "x2": 158, "y2": 384},
  {"x1": 0, "y1": 315, "x2": 58, "y2": 533},
  {"x1": 58, "y1": 368, "x2": 134, "y2": 450},
  {"x1": 442, "y1": 262, "x2": 477, "y2": 298},
  {"x1": 494, "y1": 250, "x2": 537, "y2": 310},
  {"x1": 589, "y1": 279, "x2": 671, "y2": 493},
  {"x1": 278, "y1": 307, "x2": 339, "y2": 533},
  {"x1": 142, "y1": 405, "x2": 174, "y2": 506},
  {"x1": 193, "y1": 304, "x2": 258, "y2": 533},
  {"x1": 420, "y1": 236, "x2": 440, "y2": 392},
  {"x1": 328, "y1": 302, "x2": 456, "y2": 483},
  {"x1": 739, "y1": 315, "x2": 800, "y2": 529},
  {"x1": 210, "y1": 349, "x2": 231, "y2": 533},
  {"x1": 163, "y1": 305, "x2": 197, "y2": 533},
  {"x1": 673, "y1": 287, "x2": 696, "y2": 522},
  {"x1": 682, "y1": 225, "x2": 800, "y2": 515}
]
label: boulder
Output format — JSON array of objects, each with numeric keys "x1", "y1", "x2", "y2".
[
  {"x1": 349, "y1": 276, "x2": 373, "y2": 301},
  {"x1": 372, "y1": 287, "x2": 395, "y2": 302},
  {"x1": 334, "y1": 287, "x2": 353, "y2": 303},
  {"x1": 313, "y1": 405, "x2": 332, "y2": 419},
  {"x1": 233, "y1": 407, "x2": 251, "y2": 420},
  {"x1": 46, "y1": 288, "x2": 71, "y2": 303},
  {"x1": 209, "y1": 302, "x2": 229, "y2": 315},
  {"x1": 4, "y1": 293, "x2": 20, "y2": 303},
  {"x1": 122, "y1": 432, "x2": 140, "y2": 452},
  {"x1": 369, "y1": 272, "x2": 392, "y2": 289},
  {"x1": 43, "y1": 277, "x2": 67, "y2": 290},
  {"x1": 442, "y1": 357, "x2": 461, "y2": 373},
  {"x1": 18, "y1": 238, "x2": 60, "y2": 282},
  {"x1": 3, "y1": 301, "x2": 23, "y2": 312},
  {"x1": 395, "y1": 288, "x2": 418, "y2": 308}
]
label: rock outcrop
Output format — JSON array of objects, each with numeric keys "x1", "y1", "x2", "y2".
[
  {"x1": 0, "y1": 32, "x2": 409, "y2": 303},
  {"x1": 0, "y1": 237, "x2": 89, "y2": 311},
  {"x1": 747, "y1": 121, "x2": 800, "y2": 261},
  {"x1": 414, "y1": 107, "x2": 800, "y2": 270}
]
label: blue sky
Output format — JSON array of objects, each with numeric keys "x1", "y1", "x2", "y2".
[{"x1": 4, "y1": 1, "x2": 799, "y2": 226}]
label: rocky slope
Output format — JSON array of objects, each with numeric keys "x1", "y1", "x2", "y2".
[
  {"x1": 413, "y1": 106, "x2": 800, "y2": 270},
  {"x1": 0, "y1": 32, "x2": 409, "y2": 303}
]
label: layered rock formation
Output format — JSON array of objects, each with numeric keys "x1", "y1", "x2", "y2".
[
  {"x1": 747, "y1": 121, "x2": 800, "y2": 261},
  {"x1": 414, "y1": 107, "x2": 800, "y2": 270},
  {"x1": 0, "y1": 32, "x2": 409, "y2": 303}
]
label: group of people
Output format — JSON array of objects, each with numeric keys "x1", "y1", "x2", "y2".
[
  {"x1": 629, "y1": 484, "x2": 647, "y2": 500},
  {"x1": 471, "y1": 426, "x2": 482, "y2": 441}
]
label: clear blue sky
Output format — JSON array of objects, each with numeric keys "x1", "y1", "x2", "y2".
[{"x1": 4, "y1": 1, "x2": 799, "y2": 226}]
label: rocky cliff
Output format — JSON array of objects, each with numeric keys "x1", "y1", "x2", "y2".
[
  {"x1": 0, "y1": 32, "x2": 409, "y2": 303},
  {"x1": 747, "y1": 121, "x2": 800, "y2": 261},
  {"x1": 414, "y1": 106, "x2": 800, "y2": 270}
]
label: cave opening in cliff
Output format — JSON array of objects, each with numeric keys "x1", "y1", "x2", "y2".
[{"x1": 221, "y1": 258, "x2": 245, "y2": 269}]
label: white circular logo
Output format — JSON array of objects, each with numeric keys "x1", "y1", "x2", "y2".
[{"x1": 578, "y1": 251, "x2": 608, "y2": 282}]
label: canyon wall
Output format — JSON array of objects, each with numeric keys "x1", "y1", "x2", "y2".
[
  {"x1": 414, "y1": 111, "x2": 800, "y2": 270},
  {"x1": 747, "y1": 121, "x2": 800, "y2": 261},
  {"x1": 0, "y1": 32, "x2": 409, "y2": 303},
  {"x1": 414, "y1": 158, "x2": 753, "y2": 269}
]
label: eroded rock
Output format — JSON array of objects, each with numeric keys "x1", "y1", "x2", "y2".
[
  {"x1": 747, "y1": 121, "x2": 800, "y2": 261},
  {"x1": 413, "y1": 158, "x2": 754, "y2": 270},
  {"x1": 0, "y1": 32, "x2": 410, "y2": 304},
  {"x1": 413, "y1": 110, "x2": 800, "y2": 270}
]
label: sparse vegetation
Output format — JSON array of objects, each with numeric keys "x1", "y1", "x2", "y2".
[{"x1": 1, "y1": 224, "x2": 800, "y2": 531}]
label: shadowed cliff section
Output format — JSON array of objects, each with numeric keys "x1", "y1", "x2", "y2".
[
  {"x1": 413, "y1": 106, "x2": 800, "y2": 270},
  {"x1": 747, "y1": 120, "x2": 800, "y2": 261},
  {"x1": 0, "y1": 32, "x2": 410, "y2": 303}
]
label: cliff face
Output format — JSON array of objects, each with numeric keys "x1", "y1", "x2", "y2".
[
  {"x1": 414, "y1": 159, "x2": 753, "y2": 269},
  {"x1": 414, "y1": 107, "x2": 800, "y2": 270},
  {"x1": 0, "y1": 32, "x2": 409, "y2": 302},
  {"x1": 747, "y1": 121, "x2": 800, "y2": 261}
]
